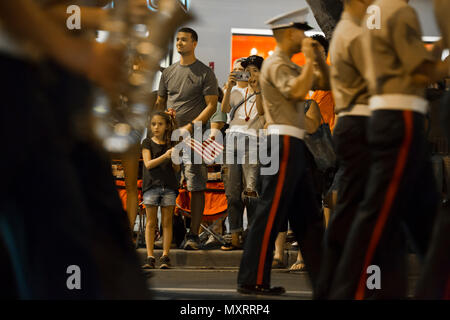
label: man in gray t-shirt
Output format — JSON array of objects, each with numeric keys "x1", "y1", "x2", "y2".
[
  {"x1": 158, "y1": 58, "x2": 218, "y2": 127},
  {"x1": 155, "y1": 27, "x2": 218, "y2": 250}
]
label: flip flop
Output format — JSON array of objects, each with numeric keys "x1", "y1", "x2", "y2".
[{"x1": 289, "y1": 260, "x2": 305, "y2": 272}]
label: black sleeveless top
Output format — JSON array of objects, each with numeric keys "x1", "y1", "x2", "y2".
[{"x1": 141, "y1": 138, "x2": 179, "y2": 193}]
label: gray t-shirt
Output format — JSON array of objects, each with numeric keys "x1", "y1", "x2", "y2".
[{"x1": 158, "y1": 60, "x2": 218, "y2": 127}]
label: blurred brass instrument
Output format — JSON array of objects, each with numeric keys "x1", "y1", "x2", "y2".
[{"x1": 93, "y1": 0, "x2": 192, "y2": 153}]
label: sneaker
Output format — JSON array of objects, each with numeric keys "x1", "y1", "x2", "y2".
[
  {"x1": 142, "y1": 256, "x2": 155, "y2": 269},
  {"x1": 159, "y1": 255, "x2": 171, "y2": 269},
  {"x1": 183, "y1": 234, "x2": 201, "y2": 250}
]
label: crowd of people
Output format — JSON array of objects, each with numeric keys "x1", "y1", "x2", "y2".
[
  {"x1": 139, "y1": 1, "x2": 450, "y2": 299},
  {"x1": 0, "y1": 0, "x2": 449, "y2": 300}
]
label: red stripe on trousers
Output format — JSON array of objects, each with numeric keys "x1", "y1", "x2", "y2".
[
  {"x1": 256, "y1": 135, "x2": 290, "y2": 286},
  {"x1": 355, "y1": 111, "x2": 414, "y2": 300},
  {"x1": 444, "y1": 276, "x2": 450, "y2": 300}
]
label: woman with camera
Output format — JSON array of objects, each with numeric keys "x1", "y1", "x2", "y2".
[{"x1": 221, "y1": 55, "x2": 266, "y2": 250}]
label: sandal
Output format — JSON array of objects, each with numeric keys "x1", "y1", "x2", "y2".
[
  {"x1": 272, "y1": 258, "x2": 286, "y2": 269},
  {"x1": 220, "y1": 243, "x2": 241, "y2": 251},
  {"x1": 289, "y1": 260, "x2": 305, "y2": 272}
]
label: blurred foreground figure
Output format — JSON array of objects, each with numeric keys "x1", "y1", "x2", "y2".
[
  {"x1": 0, "y1": 0, "x2": 149, "y2": 299},
  {"x1": 329, "y1": 0, "x2": 449, "y2": 299}
]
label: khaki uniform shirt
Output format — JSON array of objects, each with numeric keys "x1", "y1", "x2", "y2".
[
  {"x1": 330, "y1": 12, "x2": 370, "y2": 114},
  {"x1": 362, "y1": 0, "x2": 436, "y2": 98},
  {"x1": 260, "y1": 47, "x2": 305, "y2": 129}
]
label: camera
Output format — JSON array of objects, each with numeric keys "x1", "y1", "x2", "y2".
[{"x1": 234, "y1": 71, "x2": 251, "y2": 82}]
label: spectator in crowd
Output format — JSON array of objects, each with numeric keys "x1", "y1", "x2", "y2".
[
  {"x1": 221, "y1": 55, "x2": 265, "y2": 250},
  {"x1": 141, "y1": 112, "x2": 179, "y2": 269},
  {"x1": 155, "y1": 27, "x2": 218, "y2": 250},
  {"x1": 209, "y1": 87, "x2": 227, "y2": 137},
  {"x1": 202, "y1": 87, "x2": 227, "y2": 247},
  {"x1": 308, "y1": 35, "x2": 335, "y2": 132}
]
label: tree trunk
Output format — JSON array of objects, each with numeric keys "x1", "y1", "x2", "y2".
[{"x1": 305, "y1": 0, "x2": 343, "y2": 39}]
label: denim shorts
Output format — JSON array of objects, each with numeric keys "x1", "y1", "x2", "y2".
[{"x1": 143, "y1": 187, "x2": 177, "y2": 207}]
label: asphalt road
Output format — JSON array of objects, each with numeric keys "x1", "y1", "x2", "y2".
[
  {"x1": 145, "y1": 267, "x2": 421, "y2": 301},
  {"x1": 146, "y1": 268, "x2": 313, "y2": 300}
]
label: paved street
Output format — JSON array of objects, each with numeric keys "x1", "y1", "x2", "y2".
[
  {"x1": 146, "y1": 268, "x2": 313, "y2": 300},
  {"x1": 145, "y1": 267, "x2": 420, "y2": 300}
]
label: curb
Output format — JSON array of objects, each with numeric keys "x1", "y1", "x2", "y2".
[{"x1": 136, "y1": 249, "x2": 422, "y2": 275}]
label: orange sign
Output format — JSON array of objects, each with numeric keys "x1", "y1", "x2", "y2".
[{"x1": 231, "y1": 34, "x2": 305, "y2": 69}]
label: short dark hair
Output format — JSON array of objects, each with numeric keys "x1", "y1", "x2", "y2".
[
  {"x1": 311, "y1": 34, "x2": 329, "y2": 55},
  {"x1": 178, "y1": 27, "x2": 198, "y2": 42}
]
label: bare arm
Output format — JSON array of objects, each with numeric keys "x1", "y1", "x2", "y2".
[
  {"x1": 182, "y1": 95, "x2": 218, "y2": 132},
  {"x1": 255, "y1": 94, "x2": 265, "y2": 116},
  {"x1": 142, "y1": 148, "x2": 172, "y2": 170},
  {"x1": 197, "y1": 95, "x2": 219, "y2": 123},
  {"x1": 221, "y1": 73, "x2": 237, "y2": 113},
  {"x1": 172, "y1": 163, "x2": 180, "y2": 172},
  {"x1": 305, "y1": 100, "x2": 321, "y2": 134},
  {"x1": 313, "y1": 54, "x2": 331, "y2": 90},
  {"x1": 155, "y1": 96, "x2": 168, "y2": 111},
  {"x1": 249, "y1": 75, "x2": 264, "y2": 116},
  {"x1": 287, "y1": 59, "x2": 315, "y2": 101}
]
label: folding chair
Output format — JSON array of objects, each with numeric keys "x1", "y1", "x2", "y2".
[{"x1": 175, "y1": 179, "x2": 228, "y2": 247}]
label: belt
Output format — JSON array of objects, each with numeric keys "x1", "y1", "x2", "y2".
[
  {"x1": 369, "y1": 94, "x2": 429, "y2": 115},
  {"x1": 337, "y1": 104, "x2": 371, "y2": 118},
  {"x1": 267, "y1": 125, "x2": 305, "y2": 140}
]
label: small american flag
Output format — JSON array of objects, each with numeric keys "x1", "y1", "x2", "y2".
[{"x1": 183, "y1": 136, "x2": 224, "y2": 164}]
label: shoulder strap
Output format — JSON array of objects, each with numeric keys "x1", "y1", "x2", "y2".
[
  {"x1": 229, "y1": 92, "x2": 256, "y2": 122},
  {"x1": 304, "y1": 99, "x2": 325, "y2": 124}
]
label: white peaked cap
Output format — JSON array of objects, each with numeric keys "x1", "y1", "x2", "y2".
[{"x1": 265, "y1": 7, "x2": 314, "y2": 31}]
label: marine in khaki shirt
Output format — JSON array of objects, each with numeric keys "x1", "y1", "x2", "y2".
[
  {"x1": 260, "y1": 35, "x2": 329, "y2": 136},
  {"x1": 329, "y1": 11, "x2": 371, "y2": 116},
  {"x1": 362, "y1": 0, "x2": 449, "y2": 113},
  {"x1": 236, "y1": 7, "x2": 328, "y2": 296},
  {"x1": 260, "y1": 47, "x2": 307, "y2": 129},
  {"x1": 328, "y1": 0, "x2": 450, "y2": 300}
]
